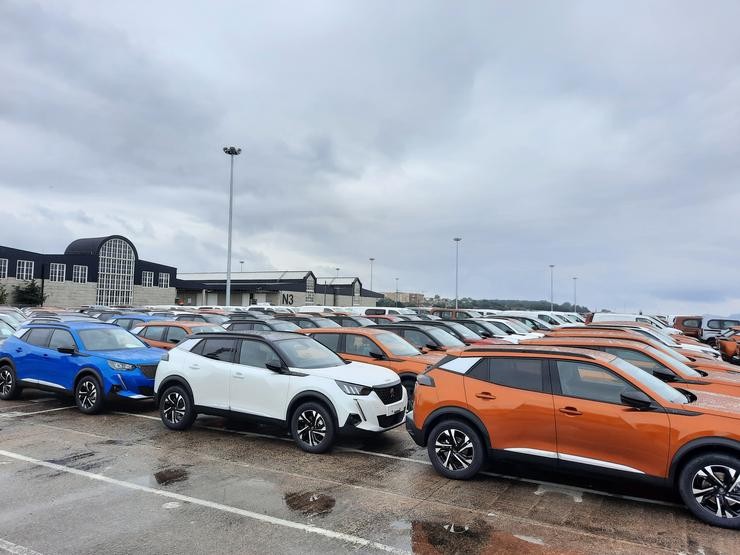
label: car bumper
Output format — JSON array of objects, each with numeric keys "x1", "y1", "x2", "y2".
[
  {"x1": 105, "y1": 372, "x2": 155, "y2": 401},
  {"x1": 405, "y1": 411, "x2": 425, "y2": 447},
  {"x1": 341, "y1": 392, "x2": 407, "y2": 432}
]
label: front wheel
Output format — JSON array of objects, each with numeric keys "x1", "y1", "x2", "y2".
[
  {"x1": 678, "y1": 453, "x2": 740, "y2": 529},
  {"x1": 427, "y1": 419, "x2": 486, "y2": 480},
  {"x1": 291, "y1": 401, "x2": 336, "y2": 454},
  {"x1": 159, "y1": 385, "x2": 196, "y2": 430},
  {"x1": 0, "y1": 365, "x2": 21, "y2": 401},
  {"x1": 75, "y1": 375, "x2": 104, "y2": 414}
]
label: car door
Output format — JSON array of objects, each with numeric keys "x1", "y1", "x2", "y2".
[
  {"x1": 186, "y1": 338, "x2": 235, "y2": 410},
  {"x1": 46, "y1": 329, "x2": 82, "y2": 391},
  {"x1": 14, "y1": 328, "x2": 53, "y2": 385},
  {"x1": 229, "y1": 339, "x2": 291, "y2": 420},
  {"x1": 551, "y1": 359, "x2": 670, "y2": 477},
  {"x1": 342, "y1": 333, "x2": 395, "y2": 371},
  {"x1": 164, "y1": 326, "x2": 188, "y2": 347},
  {"x1": 464, "y1": 357, "x2": 557, "y2": 462},
  {"x1": 140, "y1": 326, "x2": 169, "y2": 349}
]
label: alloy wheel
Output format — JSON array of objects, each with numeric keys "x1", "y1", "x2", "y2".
[
  {"x1": 434, "y1": 428, "x2": 474, "y2": 471},
  {"x1": 163, "y1": 392, "x2": 186, "y2": 424},
  {"x1": 691, "y1": 464, "x2": 740, "y2": 519},
  {"x1": 77, "y1": 380, "x2": 97, "y2": 410},
  {"x1": 0, "y1": 369, "x2": 13, "y2": 397},
  {"x1": 296, "y1": 410, "x2": 326, "y2": 446}
]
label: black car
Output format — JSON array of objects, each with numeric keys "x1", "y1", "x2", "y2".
[
  {"x1": 403, "y1": 320, "x2": 486, "y2": 346},
  {"x1": 325, "y1": 315, "x2": 376, "y2": 327}
]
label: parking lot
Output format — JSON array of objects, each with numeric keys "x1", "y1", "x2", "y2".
[{"x1": 0, "y1": 392, "x2": 735, "y2": 555}]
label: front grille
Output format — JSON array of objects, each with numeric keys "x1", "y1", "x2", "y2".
[
  {"x1": 377, "y1": 411, "x2": 405, "y2": 428},
  {"x1": 139, "y1": 386, "x2": 154, "y2": 397},
  {"x1": 373, "y1": 384, "x2": 403, "y2": 405},
  {"x1": 139, "y1": 365, "x2": 158, "y2": 378}
]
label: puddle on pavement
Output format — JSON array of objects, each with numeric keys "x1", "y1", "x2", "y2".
[
  {"x1": 407, "y1": 519, "x2": 560, "y2": 554},
  {"x1": 153, "y1": 467, "x2": 189, "y2": 486},
  {"x1": 284, "y1": 491, "x2": 336, "y2": 517}
]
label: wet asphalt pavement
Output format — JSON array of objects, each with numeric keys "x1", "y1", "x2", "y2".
[{"x1": 0, "y1": 392, "x2": 736, "y2": 555}]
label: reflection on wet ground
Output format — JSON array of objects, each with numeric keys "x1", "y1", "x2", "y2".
[
  {"x1": 284, "y1": 491, "x2": 336, "y2": 516},
  {"x1": 154, "y1": 467, "x2": 189, "y2": 486}
]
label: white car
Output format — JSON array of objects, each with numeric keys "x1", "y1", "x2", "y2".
[{"x1": 154, "y1": 331, "x2": 407, "y2": 453}]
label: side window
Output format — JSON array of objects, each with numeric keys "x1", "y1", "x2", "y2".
[
  {"x1": 402, "y1": 329, "x2": 429, "y2": 349},
  {"x1": 253, "y1": 323, "x2": 271, "y2": 331},
  {"x1": 238, "y1": 340, "x2": 280, "y2": 368},
  {"x1": 466, "y1": 359, "x2": 490, "y2": 382},
  {"x1": 365, "y1": 309, "x2": 384, "y2": 316},
  {"x1": 166, "y1": 327, "x2": 188, "y2": 344},
  {"x1": 555, "y1": 360, "x2": 638, "y2": 404},
  {"x1": 341, "y1": 318, "x2": 359, "y2": 327},
  {"x1": 636, "y1": 317, "x2": 651, "y2": 324},
  {"x1": 24, "y1": 328, "x2": 53, "y2": 348},
  {"x1": 200, "y1": 339, "x2": 238, "y2": 362},
  {"x1": 295, "y1": 320, "x2": 311, "y2": 328},
  {"x1": 345, "y1": 335, "x2": 378, "y2": 356},
  {"x1": 683, "y1": 319, "x2": 700, "y2": 328},
  {"x1": 232, "y1": 323, "x2": 252, "y2": 331},
  {"x1": 724, "y1": 320, "x2": 740, "y2": 329},
  {"x1": 489, "y1": 358, "x2": 546, "y2": 392},
  {"x1": 602, "y1": 347, "x2": 669, "y2": 376},
  {"x1": 312, "y1": 333, "x2": 341, "y2": 351},
  {"x1": 142, "y1": 326, "x2": 166, "y2": 341},
  {"x1": 48, "y1": 330, "x2": 76, "y2": 351},
  {"x1": 707, "y1": 319, "x2": 722, "y2": 329}
]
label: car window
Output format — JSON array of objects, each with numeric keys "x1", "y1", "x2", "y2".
[
  {"x1": 231, "y1": 322, "x2": 253, "y2": 331},
  {"x1": 312, "y1": 333, "x2": 341, "y2": 351},
  {"x1": 487, "y1": 358, "x2": 546, "y2": 392},
  {"x1": 602, "y1": 347, "x2": 673, "y2": 377},
  {"x1": 166, "y1": 326, "x2": 188, "y2": 343},
  {"x1": 271, "y1": 321, "x2": 300, "y2": 332},
  {"x1": 48, "y1": 329, "x2": 76, "y2": 350},
  {"x1": 723, "y1": 320, "x2": 740, "y2": 328},
  {"x1": 707, "y1": 319, "x2": 723, "y2": 329},
  {"x1": 142, "y1": 326, "x2": 167, "y2": 341},
  {"x1": 274, "y1": 337, "x2": 345, "y2": 369},
  {"x1": 682, "y1": 319, "x2": 700, "y2": 328},
  {"x1": 199, "y1": 339, "x2": 238, "y2": 362},
  {"x1": 376, "y1": 332, "x2": 420, "y2": 356},
  {"x1": 78, "y1": 328, "x2": 147, "y2": 351},
  {"x1": 345, "y1": 335, "x2": 379, "y2": 357},
  {"x1": 466, "y1": 359, "x2": 490, "y2": 381},
  {"x1": 253, "y1": 323, "x2": 271, "y2": 331},
  {"x1": 401, "y1": 329, "x2": 430, "y2": 349},
  {"x1": 24, "y1": 328, "x2": 53, "y2": 347},
  {"x1": 555, "y1": 360, "x2": 639, "y2": 404},
  {"x1": 238, "y1": 340, "x2": 280, "y2": 368}
]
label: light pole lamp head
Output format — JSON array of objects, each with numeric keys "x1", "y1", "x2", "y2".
[
  {"x1": 453, "y1": 237, "x2": 462, "y2": 242},
  {"x1": 369, "y1": 257, "x2": 375, "y2": 262},
  {"x1": 223, "y1": 146, "x2": 242, "y2": 155}
]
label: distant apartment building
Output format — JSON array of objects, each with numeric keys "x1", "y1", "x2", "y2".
[{"x1": 382, "y1": 291, "x2": 425, "y2": 305}]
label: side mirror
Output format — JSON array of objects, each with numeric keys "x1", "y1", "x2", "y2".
[
  {"x1": 620, "y1": 389, "x2": 654, "y2": 410},
  {"x1": 653, "y1": 367, "x2": 676, "y2": 382},
  {"x1": 480, "y1": 331, "x2": 492, "y2": 338},
  {"x1": 265, "y1": 359, "x2": 284, "y2": 372},
  {"x1": 57, "y1": 347, "x2": 76, "y2": 355},
  {"x1": 169, "y1": 338, "x2": 180, "y2": 344},
  {"x1": 426, "y1": 343, "x2": 440, "y2": 351},
  {"x1": 369, "y1": 351, "x2": 385, "y2": 360}
]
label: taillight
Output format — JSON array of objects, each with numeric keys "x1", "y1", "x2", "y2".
[{"x1": 417, "y1": 373, "x2": 435, "y2": 387}]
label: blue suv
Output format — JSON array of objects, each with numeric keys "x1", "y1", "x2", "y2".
[{"x1": 0, "y1": 321, "x2": 166, "y2": 414}]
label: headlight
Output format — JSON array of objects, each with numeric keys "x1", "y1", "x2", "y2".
[
  {"x1": 108, "y1": 360, "x2": 135, "y2": 371},
  {"x1": 335, "y1": 380, "x2": 372, "y2": 396}
]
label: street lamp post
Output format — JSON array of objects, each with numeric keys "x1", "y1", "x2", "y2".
[
  {"x1": 223, "y1": 146, "x2": 242, "y2": 307},
  {"x1": 453, "y1": 237, "x2": 462, "y2": 310},
  {"x1": 239, "y1": 261, "x2": 244, "y2": 273},
  {"x1": 395, "y1": 277, "x2": 399, "y2": 307},
  {"x1": 369, "y1": 258, "x2": 375, "y2": 291},
  {"x1": 549, "y1": 264, "x2": 555, "y2": 312},
  {"x1": 573, "y1": 276, "x2": 578, "y2": 313}
]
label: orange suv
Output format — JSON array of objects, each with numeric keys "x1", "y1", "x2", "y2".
[{"x1": 407, "y1": 345, "x2": 740, "y2": 528}]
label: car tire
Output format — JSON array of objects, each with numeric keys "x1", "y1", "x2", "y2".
[
  {"x1": 159, "y1": 384, "x2": 196, "y2": 431},
  {"x1": 0, "y1": 365, "x2": 21, "y2": 401},
  {"x1": 427, "y1": 419, "x2": 486, "y2": 480},
  {"x1": 678, "y1": 452, "x2": 740, "y2": 529},
  {"x1": 75, "y1": 375, "x2": 104, "y2": 414},
  {"x1": 290, "y1": 401, "x2": 336, "y2": 454},
  {"x1": 402, "y1": 378, "x2": 416, "y2": 411}
]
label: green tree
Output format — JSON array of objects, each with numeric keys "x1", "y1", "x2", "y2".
[{"x1": 13, "y1": 280, "x2": 46, "y2": 306}]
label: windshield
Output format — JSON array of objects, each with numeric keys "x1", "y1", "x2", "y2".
[
  {"x1": 78, "y1": 328, "x2": 147, "y2": 351},
  {"x1": 275, "y1": 337, "x2": 345, "y2": 368},
  {"x1": 0, "y1": 312, "x2": 23, "y2": 325},
  {"x1": 473, "y1": 321, "x2": 506, "y2": 336},
  {"x1": 0, "y1": 321, "x2": 13, "y2": 337},
  {"x1": 354, "y1": 317, "x2": 376, "y2": 327},
  {"x1": 203, "y1": 314, "x2": 229, "y2": 324},
  {"x1": 427, "y1": 327, "x2": 465, "y2": 347},
  {"x1": 191, "y1": 325, "x2": 225, "y2": 333},
  {"x1": 511, "y1": 318, "x2": 536, "y2": 331},
  {"x1": 645, "y1": 346, "x2": 702, "y2": 378},
  {"x1": 464, "y1": 310, "x2": 482, "y2": 318},
  {"x1": 313, "y1": 318, "x2": 342, "y2": 328},
  {"x1": 611, "y1": 358, "x2": 688, "y2": 404},
  {"x1": 376, "y1": 332, "x2": 421, "y2": 356},
  {"x1": 444, "y1": 322, "x2": 481, "y2": 340},
  {"x1": 636, "y1": 328, "x2": 680, "y2": 347},
  {"x1": 501, "y1": 319, "x2": 532, "y2": 334},
  {"x1": 487, "y1": 320, "x2": 514, "y2": 333},
  {"x1": 271, "y1": 321, "x2": 301, "y2": 332}
]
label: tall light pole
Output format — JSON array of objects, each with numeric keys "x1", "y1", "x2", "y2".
[
  {"x1": 369, "y1": 257, "x2": 375, "y2": 291},
  {"x1": 239, "y1": 260, "x2": 244, "y2": 273},
  {"x1": 549, "y1": 264, "x2": 555, "y2": 312},
  {"x1": 453, "y1": 237, "x2": 462, "y2": 309},
  {"x1": 395, "y1": 277, "x2": 399, "y2": 307},
  {"x1": 573, "y1": 276, "x2": 578, "y2": 313},
  {"x1": 335, "y1": 267, "x2": 340, "y2": 278},
  {"x1": 223, "y1": 146, "x2": 242, "y2": 306}
]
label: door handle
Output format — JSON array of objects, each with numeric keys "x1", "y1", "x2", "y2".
[
  {"x1": 234, "y1": 372, "x2": 245, "y2": 379},
  {"x1": 43, "y1": 354, "x2": 49, "y2": 358},
  {"x1": 188, "y1": 364, "x2": 200, "y2": 370},
  {"x1": 15, "y1": 348, "x2": 22, "y2": 353},
  {"x1": 559, "y1": 406, "x2": 582, "y2": 416},
  {"x1": 475, "y1": 392, "x2": 496, "y2": 400}
]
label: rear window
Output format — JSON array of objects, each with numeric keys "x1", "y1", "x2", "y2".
[
  {"x1": 681, "y1": 319, "x2": 700, "y2": 328},
  {"x1": 489, "y1": 358, "x2": 547, "y2": 392}
]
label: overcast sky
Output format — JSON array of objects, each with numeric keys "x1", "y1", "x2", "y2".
[{"x1": 2, "y1": 1, "x2": 740, "y2": 314}]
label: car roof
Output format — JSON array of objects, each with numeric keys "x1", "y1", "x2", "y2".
[
  {"x1": 302, "y1": 327, "x2": 387, "y2": 336},
  {"x1": 453, "y1": 344, "x2": 617, "y2": 362},
  {"x1": 139, "y1": 320, "x2": 212, "y2": 329},
  {"x1": 525, "y1": 337, "x2": 651, "y2": 349},
  {"x1": 188, "y1": 330, "x2": 301, "y2": 341},
  {"x1": 24, "y1": 320, "x2": 118, "y2": 331},
  {"x1": 374, "y1": 323, "x2": 441, "y2": 331}
]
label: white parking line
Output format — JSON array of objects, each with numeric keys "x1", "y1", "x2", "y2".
[
  {"x1": 115, "y1": 411, "x2": 681, "y2": 508},
  {"x1": 0, "y1": 407, "x2": 75, "y2": 418},
  {"x1": 0, "y1": 538, "x2": 44, "y2": 555},
  {"x1": 0, "y1": 449, "x2": 408, "y2": 555}
]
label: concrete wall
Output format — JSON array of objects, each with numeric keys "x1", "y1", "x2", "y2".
[{"x1": 132, "y1": 285, "x2": 176, "y2": 306}]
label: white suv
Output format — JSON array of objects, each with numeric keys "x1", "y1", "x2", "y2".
[{"x1": 154, "y1": 331, "x2": 407, "y2": 453}]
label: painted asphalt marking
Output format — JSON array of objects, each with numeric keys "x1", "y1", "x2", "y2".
[
  {"x1": 0, "y1": 449, "x2": 408, "y2": 555},
  {"x1": 115, "y1": 411, "x2": 681, "y2": 508},
  {"x1": 0, "y1": 538, "x2": 44, "y2": 555},
  {"x1": 0, "y1": 406, "x2": 75, "y2": 418}
]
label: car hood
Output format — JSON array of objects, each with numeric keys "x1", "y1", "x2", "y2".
[
  {"x1": 681, "y1": 344, "x2": 719, "y2": 356},
  {"x1": 88, "y1": 348, "x2": 167, "y2": 365},
  {"x1": 682, "y1": 390, "x2": 740, "y2": 420},
  {"x1": 397, "y1": 353, "x2": 445, "y2": 365},
  {"x1": 690, "y1": 359, "x2": 740, "y2": 374},
  {"x1": 701, "y1": 369, "x2": 740, "y2": 387},
  {"x1": 292, "y1": 360, "x2": 401, "y2": 387}
]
